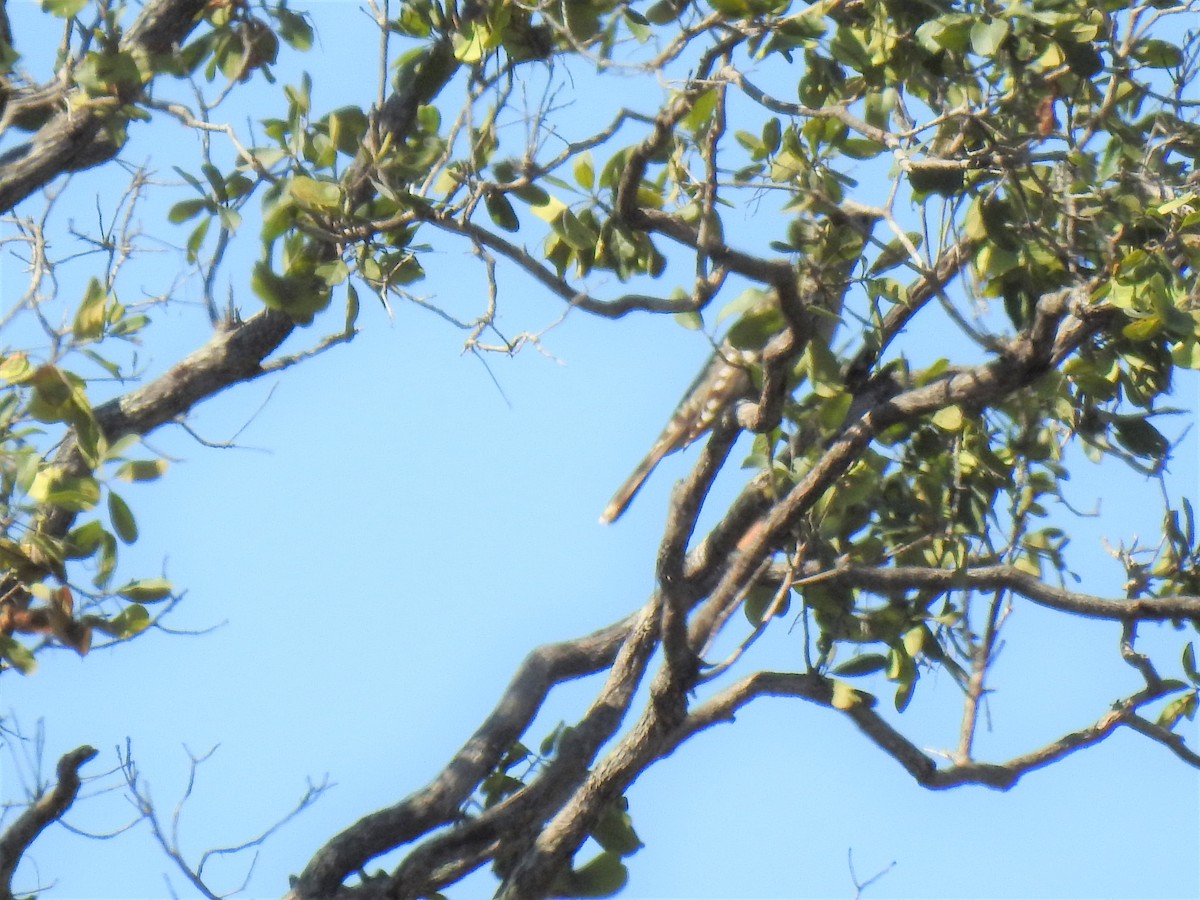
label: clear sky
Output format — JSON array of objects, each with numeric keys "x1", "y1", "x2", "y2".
[{"x1": 2, "y1": 3, "x2": 1198, "y2": 899}]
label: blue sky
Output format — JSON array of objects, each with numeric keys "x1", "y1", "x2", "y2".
[{"x1": 2, "y1": 3, "x2": 1199, "y2": 899}]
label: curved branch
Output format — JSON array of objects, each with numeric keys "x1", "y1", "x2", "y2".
[
  {"x1": 0, "y1": 744, "x2": 97, "y2": 898},
  {"x1": 290, "y1": 612, "x2": 640, "y2": 896},
  {"x1": 830, "y1": 563, "x2": 1200, "y2": 622},
  {"x1": 395, "y1": 598, "x2": 665, "y2": 898},
  {"x1": 671, "y1": 666, "x2": 1197, "y2": 794}
]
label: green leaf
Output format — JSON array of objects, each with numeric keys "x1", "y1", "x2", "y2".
[
  {"x1": 591, "y1": 799, "x2": 643, "y2": 857},
  {"x1": 903, "y1": 625, "x2": 930, "y2": 658},
  {"x1": 345, "y1": 283, "x2": 361, "y2": 333},
  {"x1": 645, "y1": 0, "x2": 683, "y2": 23},
  {"x1": 931, "y1": 405, "x2": 965, "y2": 431},
  {"x1": 0, "y1": 635, "x2": 37, "y2": 674},
  {"x1": 186, "y1": 216, "x2": 211, "y2": 263},
  {"x1": 73, "y1": 278, "x2": 109, "y2": 342},
  {"x1": 252, "y1": 260, "x2": 332, "y2": 325},
  {"x1": 0, "y1": 352, "x2": 34, "y2": 384},
  {"x1": 840, "y1": 138, "x2": 885, "y2": 159},
  {"x1": 832, "y1": 654, "x2": 888, "y2": 676},
  {"x1": 574, "y1": 152, "x2": 595, "y2": 190},
  {"x1": 1132, "y1": 38, "x2": 1183, "y2": 69},
  {"x1": 316, "y1": 260, "x2": 350, "y2": 287},
  {"x1": 1122, "y1": 316, "x2": 1161, "y2": 340},
  {"x1": 484, "y1": 192, "x2": 520, "y2": 232},
  {"x1": 108, "y1": 603, "x2": 151, "y2": 638},
  {"x1": 894, "y1": 677, "x2": 915, "y2": 713},
  {"x1": 327, "y1": 105, "x2": 368, "y2": 156},
  {"x1": 288, "y1": 176, "x2": 342, "y2": 211},
  {"x1": 108, "y1": 491, "x2": 138, "y2": 544},
  {"x1": 762, "y1": 117, "x2": 781, "y2": 155},
  {"x1": 744, "y1": 583, "x2": 789, "y2": 624},
  {"x1": 41, "y1": 0, "x2": 88, "y2": 17},
  {"x1": 30, "y1": 364, "x2": 73, "y2": 408},
  {"x1": 116, "y1": 578, "x2": 173, "y2": 603},
  {"x1": 274, "y1": 6, "x2": 314, "y2": 50},
  {"x1": 1157, "y1": 691, "x2": 1198, "y2": 730},
  {"x1": 30, "y1": 470, "x2": 101, "y2": 511},
  {"x1": 970, "y1": 18, "x2": 1009, "y2": 56},
  {"x1": 1183, "y1": 643, "x2": 1199, "y2": 685},
  {"x1": 553, "y1": 209, "x2": 597, "y2": 251},
  {"x1": 75, "y1": 50, "x2": 144, "y2": 98},
  {"x1": 169, "y1": 197, "x2": 210, "y2": 224},
  {"x1": 65, "y1": 520, "x2": 107, "y2": 559},
  {"x1": 95, "y1": 532, "x2": 118, "y2": 588},
  {"x1": 682, "y1": 89, "x2": 717, "y2": 132},
  {"x1": 115, "y1": 459, "x2": 168, "y2": 482}
]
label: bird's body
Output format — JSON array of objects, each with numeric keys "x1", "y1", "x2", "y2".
[
  {"x1": 599, "y1": 345, "x2": 759, "y2": 524},
  {"x1": 599, "y1": 211, "x2": 876, "y2": 524}
]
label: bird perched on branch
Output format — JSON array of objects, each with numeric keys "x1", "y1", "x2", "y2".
[{"x1": 599, "y1": 212, "x2": 876, "y2": 524}]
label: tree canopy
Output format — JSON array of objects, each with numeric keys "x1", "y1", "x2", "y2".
[{"x1": 1, "y1": 0, "x2": 1199, "y2": 897}]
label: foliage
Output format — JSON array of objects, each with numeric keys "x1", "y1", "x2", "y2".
[{"x1": 1, "y1": 0, "x2": 1199, "y2": 897}]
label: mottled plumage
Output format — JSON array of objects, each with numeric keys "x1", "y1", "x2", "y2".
[
  {"x1": 599, "y1": 211, "x2": 876, "y2": 524},
  {"x1": 599, "y1": 346, "x2": 758, "y2": 524}
]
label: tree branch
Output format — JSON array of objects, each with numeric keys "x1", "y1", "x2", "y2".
[
  {"x1": 289, "y1": 612, "x2": 640, "y2": 896},
  {"x1": 0, "y1": 744, "x2": 97, "y2": 899},
  {"x1": 829, "y1": 563, "x2": 1200, "y2": 622},
  {"x1": 0, "y1": 0, "x2": 209, "y2": 214}
]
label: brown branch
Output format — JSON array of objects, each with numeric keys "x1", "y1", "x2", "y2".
[
  {"x1": 0, "y1": 0, "x2": 210, "y2": 214},
  {"x1": 1123, "y1": 714, "x2": 1200, "y2": 767},
  {"x1": 829, "y1": 563, "x2": 1200, "y2": 622},
  {"x1": 0, "y1": 744, "x2": 97, "y2": 900},
  {"x1": 289, "y1": 612, "x2": 641, "y2": 897},
  {"x1": 392, "y1": 598, "x2": 666, "y2": 899},
  {"x1": 495, "y1": 666, "x2": 674, "y2": 900},
  {"x1": 33, "y1": 308, "x2": 297, "y2": 550},
  {"x1": 412, "y1": 205, "x2": 721, "y2": 318},
  {"x1": 844, "y1": 235, "x2": 975, "y2": 389},
  {"x1": 657, "y1": 410, "x2": 742, "y2": 691},
  {"x1": 668, "y1": 667, "x2": 1198, "y2": 794}
]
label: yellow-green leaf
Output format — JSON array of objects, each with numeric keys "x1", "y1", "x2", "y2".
[
  {"x1": 117, "y1": 579, "x2": 173, "y2": 602},
  {"x1": 574, "y1": 152, "x2": 595, "y2": 190},
  {"x1": 288, "y1": 176, "x2": 342, "y2": 211},
  {"x1": 0, "y1": 635, "x2": 37, "y2": 674},
  {"x1": 115, "y1": 459, "x2": 168, "y2": 482},
  {"x1": 0, "y1": 352, "x2": 34, "y2": 384},
  {"x1": 830, "y1": 679, "x2": 862, "y2": 710},
  {"x1": 931, "y1": 405, "x2": 964, "y2": 431},
  {"x1": 73, "y1": 278, "x2": 109, "y2": 342}
]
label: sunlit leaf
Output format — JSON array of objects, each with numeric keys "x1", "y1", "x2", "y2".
[
  {"x1": 41, "y1": 0, "x2": 88, "y2": 18},
  {"x1": 116, "y1": 578, "x2": 173, "y2": 603},
  {"x1": 288, "y1": 176, "x2": 342, "y2": 211},
  {"x1": 108, "y1": 604, "x2": 151, "y2": 638}
]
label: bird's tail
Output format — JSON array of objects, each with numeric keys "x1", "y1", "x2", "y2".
[{"x1": 599, "y1": 446, "x2": 668, "y2": 524}]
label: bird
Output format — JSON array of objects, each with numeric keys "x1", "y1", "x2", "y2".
[{"x1": 599, "y1": 211, "x2": 875, "y2": 525}]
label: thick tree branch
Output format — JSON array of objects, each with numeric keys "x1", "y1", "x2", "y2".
[
  {"x1": 0, "y1": 0, "x2": 209, "y2": 214},
  {"x1": 394, "y1": 598, "x2": 665, "y2": 899},
  {"x1": 290, "y1": 612, "x2": 640, "y2": 897},
  {"x1": 0, "y1": 744, "x2": 97, "y2": 900},
  {"x1": 35, "y1": 308, "x2": 297, "y2": 547}
]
